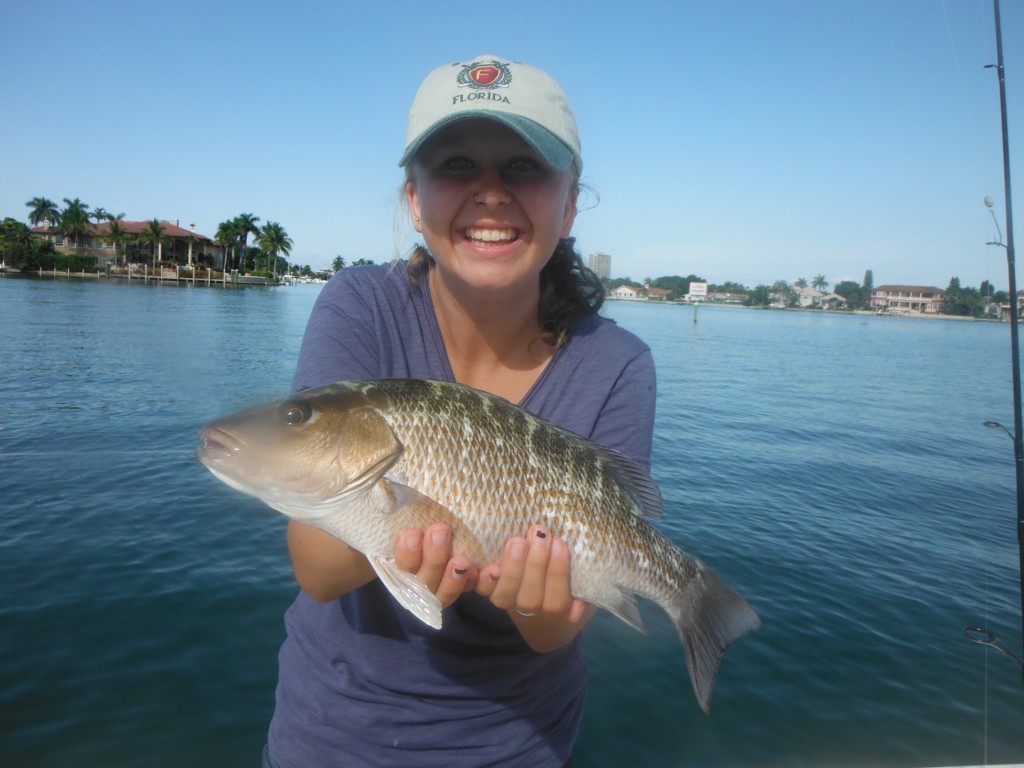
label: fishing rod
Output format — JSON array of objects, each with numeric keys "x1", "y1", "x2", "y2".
[{"x1": 985, "y1": 0, "x2": 1024, "y2": 673}]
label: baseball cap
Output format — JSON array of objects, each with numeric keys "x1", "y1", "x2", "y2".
[{"x1": 399, "y1": 54, "x2": 582, "y2": 174}]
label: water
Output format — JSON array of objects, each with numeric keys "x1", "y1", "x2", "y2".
[{"x1": 2, "y1": 277, "x2": 1022, "y2": 767}]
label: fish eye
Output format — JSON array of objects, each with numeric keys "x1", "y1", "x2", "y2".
[{"x1": 277, "y1": 399, "x2": 313, "y2": 426}]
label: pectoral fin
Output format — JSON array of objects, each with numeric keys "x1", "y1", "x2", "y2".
[{"x1": 368, "y1": 554, "x2": 443, "y2": 629}]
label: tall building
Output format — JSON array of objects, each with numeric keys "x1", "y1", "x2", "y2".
[{"x1": 588, "y1": 252, "x2": 611, "y2": 279}]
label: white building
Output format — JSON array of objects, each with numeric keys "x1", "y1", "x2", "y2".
[{"x1": 588, "y1": 252, "x2": 611, "y2": 279}]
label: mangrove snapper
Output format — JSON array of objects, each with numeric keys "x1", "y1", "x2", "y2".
[{"x1": 196, "y1": 378, "x2": 760, "y2": 711}]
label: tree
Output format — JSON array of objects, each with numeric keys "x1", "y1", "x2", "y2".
[
  {"x1": 812, "y1": 274, "x2": 828, "y2": 293},
  {"x1": 216, "y1": 219, "x2": 241, "y2": 271},
  {"x1": 138, "y1": 219, "x2": 169, "y2": 267},
  {"x1": 91, "y1": 207, "x2": 110, "y2": 226},
  {"x1": 59, "y1": 197, "x2": 91, "y2": 248},
  {"x1": 351, "y1": 258, "x2": 375, "y2": 267},
  {"x1": 747, "y1": 284, "x2": 772, "y2": 307},
  {"x1": 332, "y1": 255, "x2": 347, "y2": 272},
  {"x1": 943, "y1": 276, "x2": 984, "y2": 317},
  {"x1": 26, "y1": 197, "x2": 59, "y2": 228},
  {"x1": 234, "y1": 213, "x2": 261, "y2": 263},
  {"x1": 794, "y1": 277, "x2": 808, "y2": 289},
  {"x1": 862, "y1": 269, "x2": 874, "y2": 293},
  {"x1": 834, "y1": 280, "x2": 865, "y2": 309},
  {"x1": 1, "y1": 217, "x2": 56, "y2": 270},
  {"x1": 102, "y1": 220, "x2": 131, "y2": 265},
  {"x1": 256, "y1": 221, "x2": 292, "y2": 278}
]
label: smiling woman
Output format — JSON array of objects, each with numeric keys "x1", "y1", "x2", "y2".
[{"x1": 262, "y1": 54, "x2": 657, "y2": 768}]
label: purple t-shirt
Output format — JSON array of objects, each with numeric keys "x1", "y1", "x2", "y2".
[{"x1": 267, "y1": 263, "x2": 656, "y2": 768}]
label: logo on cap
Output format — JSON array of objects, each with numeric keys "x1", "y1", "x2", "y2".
[{"x1": 457, "y1": 60, "x2": 512, "y2": 89}]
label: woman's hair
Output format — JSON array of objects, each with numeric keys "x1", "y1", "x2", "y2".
[{"x1": 405, "y1": 237, "x2": 605, "y2": 348}]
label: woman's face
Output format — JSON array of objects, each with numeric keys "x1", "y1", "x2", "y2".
[{"x1": 406, "y1": 118, "x2": 578, "y2": 295}]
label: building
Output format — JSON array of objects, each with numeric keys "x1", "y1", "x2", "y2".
[
  {"x1": 609, "y1": 284, "x2": 644, "y2": 300},
  {"x1": 32, "y1": 220, "x2": 225, "y2": 268},
  {"x1": 588, "y1": 252, "x2": 611, "y2": 279},
  {"x1": 869, "y1": 285, "x2": 945, "y2": 314},
  {"x1": 683, "y1": 281, "x2": 708, "y2": 303},
  {"x1": 646, "y1": 287, "x2": 671, "y2": 301}
]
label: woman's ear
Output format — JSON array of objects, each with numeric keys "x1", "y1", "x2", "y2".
[{"x1": 405, "y1": 180, "x2": 423, "y2": 233}]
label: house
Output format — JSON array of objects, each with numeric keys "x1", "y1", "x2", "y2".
[
  {"x1": 645, "y1": 287, "x2": 672, "y2": 301},
  {"x1": 610, "y1": 284, "x2": 645, "y2": 300},
  {"x1": 32, "y1": 220, "x2": 225, "y2": 268},
  {"x1": 869, "y1": 285, "x2": 945, "y2": 314},
  {"x1": 794, "y1": 286, "x2": 825, "y2": 307},
  {"x1": 819, "y1": 293, "x2": 848, "y2": 309}
]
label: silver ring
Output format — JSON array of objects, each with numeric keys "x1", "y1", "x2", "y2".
[{"x1": 514, "y1": 607, "x2": 536, "y2": 617}]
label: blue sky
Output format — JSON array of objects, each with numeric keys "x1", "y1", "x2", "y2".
[{"x1": 2, "y1": 0, "x2": 1021, "y2": 291}]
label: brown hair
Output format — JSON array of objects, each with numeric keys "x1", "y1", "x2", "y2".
[{"x1": 405, "y1": 237, "x2": 604, "y2": 348}]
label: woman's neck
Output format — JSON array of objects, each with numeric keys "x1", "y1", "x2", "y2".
[{"x1": 428, "y1": 268, "x2": 555, "y2": 402}]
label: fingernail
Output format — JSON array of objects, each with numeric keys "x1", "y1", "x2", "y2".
[
  {"x1": 432, "y1": 529, "x2": 448, "y2": 547},
  {"x1": 453, "y1": 567, "x2": 467, "y2": 576},
  {"x1": 405, "y1": 532, "x2": 421, "y2": 550},
  {"x1": 552, "y1": 539, "x2": 565, "y2": 557},
  {"x1": 534, "y1": 529, "x2": 548, "y2": 541},
  {"x1": 490, "y1": 573, "x2": 499, "y2": 583},
  {"x1": 510, "y1": 541, "x2": 526, "y2": 560}
]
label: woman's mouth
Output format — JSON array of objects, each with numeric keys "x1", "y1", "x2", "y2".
[{"x1": 464, "y1": 227, "x2": 519, "y2": 245}]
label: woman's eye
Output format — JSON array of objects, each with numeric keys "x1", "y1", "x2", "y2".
[
  {"x1": 507, "y1": 157, "x2": 546, "y2": 176},
  {"x1": 438, "y1": 156, "x2": 474, "y2": 174}
]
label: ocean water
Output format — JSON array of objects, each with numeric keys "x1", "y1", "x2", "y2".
[{"x1": 2, "y1": 276, "x2": 1022, "y2": 767}]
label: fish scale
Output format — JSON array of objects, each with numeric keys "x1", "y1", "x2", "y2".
[{"x1": 196, "y1": 378, "x2": 760, "y2": 711}]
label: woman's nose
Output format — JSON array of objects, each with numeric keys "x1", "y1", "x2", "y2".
[{"x1": 473, "y1": 167, "x2": 511, "y2": 207}]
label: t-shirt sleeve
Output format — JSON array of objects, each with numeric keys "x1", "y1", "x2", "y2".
[
  {"x1": 588, "y1": 346, "x2": 656, "y2": 473},
  {"x1": 292, "y1": 271, "x2": 382, "y2": 391}
]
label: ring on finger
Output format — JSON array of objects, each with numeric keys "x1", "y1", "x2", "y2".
[{"x1": 514, "y1": 607, "x2": 536, "y2": 617}]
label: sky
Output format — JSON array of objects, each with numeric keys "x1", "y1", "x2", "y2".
[{"x1": 2, "y1": 0, "x2": 1022, "y2": 291}]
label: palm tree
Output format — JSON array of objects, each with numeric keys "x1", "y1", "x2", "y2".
[
  {"x1": 233, "y1": 213, "x2": 261, "y2": 270},
  {"x1": 794, "y1": 277, "x2": 808, "y2": 289},
  {"x1": 91, "y1": 207, "x2": 110, "y2": 226},
  {"x1": 812, "y1": 274, "x2": 829, "y2": 293},
  {"x1": 215, "y1": 219, "x2": 241, "y2": 271},
  {"x1": 59, "y1": 198, "x2": 91, "y2": 248},
  {"x1": 102, "y1": 220, "x2": 130, "y2": 265},
  {"x1": 332, "y1": 255, "x2": 346, "y2": 272},
  {"x1": 256, "y1": 221, "x2": 292, "y2": 279},
  {"x1": 138, "y1": 219, "x2": 169, "y2": 267},
  {"x1": 26, "y1": 197, "x2": 59, "y2": 228}
]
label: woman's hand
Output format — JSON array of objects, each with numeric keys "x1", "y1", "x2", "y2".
[
  {"x1": 475, "y1": 524, "x2": 595, "y2": 653},
  {"x1": 394, "y1": 523, "x2": 479, "y2": 609}
]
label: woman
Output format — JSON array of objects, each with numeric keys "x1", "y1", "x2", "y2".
[{"x1": 264, "y1": 54, "x2": 656, "y2": 768}]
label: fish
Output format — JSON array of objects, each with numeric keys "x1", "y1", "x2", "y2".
[{"x1": 196, "y1": 378, "x2": 760, "y2": 711}]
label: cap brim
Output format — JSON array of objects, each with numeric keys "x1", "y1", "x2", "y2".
[{"x1": 399, "y1": 112, "x2": 575, "y2": 172}]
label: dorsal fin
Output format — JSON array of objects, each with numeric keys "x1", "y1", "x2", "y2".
[{"x1": 591, "y1": 442, "x2": 664, "y2": 520}]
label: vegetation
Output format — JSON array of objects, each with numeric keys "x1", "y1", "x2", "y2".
[{"x1": 9, "y1": 195, "x2": 1017, "y2": 310}]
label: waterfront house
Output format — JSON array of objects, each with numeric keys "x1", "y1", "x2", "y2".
[
  {"x1": 645, "y1": 287, "x2": 672, "y2": 301},
  {"x1": 869, "y1": 285, "x2": 945, "y2": 314},
  {"x1": 610, "y1": 284, "x2": 644, "y2": 300},
  {"x1": 32, "y1": 220, "x2": 225, "y2": 269}
]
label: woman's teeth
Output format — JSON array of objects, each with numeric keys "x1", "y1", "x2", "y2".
[{"x1": 465, "y1": 228, "x2": 518, "y2": 243}]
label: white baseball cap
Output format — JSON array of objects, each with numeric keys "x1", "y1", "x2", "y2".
[{"x1": 399, "y1": 54, "x2": 582, "y2": 174}]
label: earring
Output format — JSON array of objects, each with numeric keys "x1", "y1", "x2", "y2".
[{"x1": 414, "y1": 216, "x2": 421, "y2": 222}]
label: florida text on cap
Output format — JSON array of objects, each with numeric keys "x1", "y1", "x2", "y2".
[{"x1": 399, "y1": 55, "x2": 582, "y2": 175}]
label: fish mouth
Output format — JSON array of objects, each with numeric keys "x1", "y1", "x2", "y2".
[{"x1": 196, "y1": 426, "x2": 246, "y2": 468}]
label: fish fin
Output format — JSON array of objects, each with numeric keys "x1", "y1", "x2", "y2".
[
  {"x1": 590, "y1": 444, "x2": 664, "y2": 520},
  {"x1": 592, "y1": 591, "x2": 647, "y2": 634},
  {"x1": 380, "y1": 479, "x2": 489, "y2": 563},
  {"x1": 673, "y1": 565, "x2": 761, "y2": 714},
  {"x1": 367, "y1": 554, "x2": 444, "y2": 630}
]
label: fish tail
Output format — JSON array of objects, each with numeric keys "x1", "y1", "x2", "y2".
[{"x1": 670, "y1": 563, "x2": 761, "y2": 713}]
